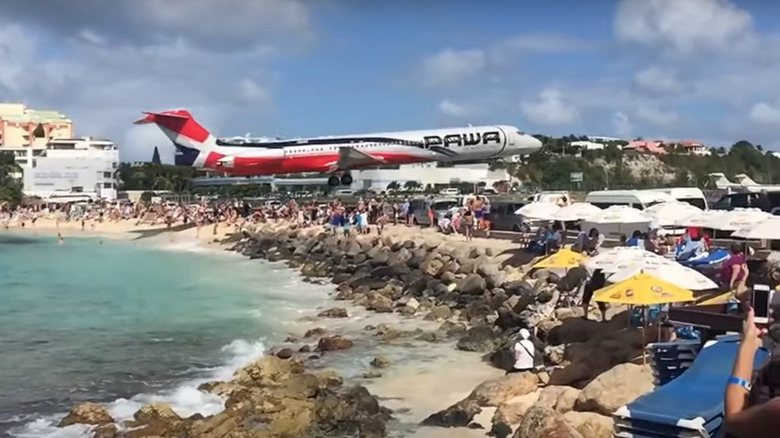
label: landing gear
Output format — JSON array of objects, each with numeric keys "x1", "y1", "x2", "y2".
[{"x1": 327, "y1": 172, "x2": 353, "y2": 187}]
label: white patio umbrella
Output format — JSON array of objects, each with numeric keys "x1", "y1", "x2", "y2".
[
  {"x1": 580, "y1": 205, "x2": 652, "y2": 237},
  {"x1": 675, "y1": 209, "x2": 727, "y2": 228},
  {"x1": 731, "y1": 217, "x2": 780, "y2": 240},
  {"x1": 515, "y1": 202, "x2": 561, "y2": 221},
  {"x1": 584, "y1": 247, "x2": 661, "y2": 272},
  {"x1": 644, "y1": 201, "x2": 703, "y2": 228},
  {"x1": 702, "y1": 208, "x2": 772, "y2": 231},
  {"x1": 552, "y1": 202, "x2": 602, "y2": 221},
  {"x1": 607, "y1": 261, "x2": 719, "y2": 291}
]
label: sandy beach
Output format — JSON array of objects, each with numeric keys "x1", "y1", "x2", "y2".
[{"x1": 5, "y1": 217, "x2": 519, "y2": 437}]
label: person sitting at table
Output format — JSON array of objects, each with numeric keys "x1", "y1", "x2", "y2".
[
  {"x1": 586, "y1": 228, "x2": 605, "y2": 256},
  {"x1": 627, "y1": 230, "x2": 645, "y2": 248},
  {"x1": 545, "y1": 222, "x2": 564, "y2": 253},
  {"x1": 721, "y1": 244, "x2": 749, "y2": 302}
]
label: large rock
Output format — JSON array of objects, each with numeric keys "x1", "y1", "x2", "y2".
[
  {"x1": 421, "y1": 399, "x2": 481, "y2": 428},
  {"x1": 563, "y1": 411, "x2": 614, "y2": 438},
  {"x1": 317, "y1": 335, "x2": 355, "y2": 352},
  {"x1": 233, "y1": 355, "x2": 304, "y2": 386},
  {"x1": 575, "y1": 363, "x2": 654, "y2": 416},
  {"x1": 318, "y1": 307, "x2": 349, "y2": 318},
  {"x1": 458, "y1": 274, "x2": 487, "y2": 295},
  {"x1": 456, "y1": 326, "x2": 499, "y2": 353},
  {"x1": 512, "y1": 405, "x2": 583, "y2": 438},
  {"x1": 468, "y1": 372, "x2": 539, "y2": 407},
  {"x1": 492, "y1": 391, "x2": 540, "y2": 425},
  {"x1": 58, "y1": 402, "x2": 113, "y2": 427}
]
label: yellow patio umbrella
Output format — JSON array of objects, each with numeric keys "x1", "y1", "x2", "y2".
[
  {"x1": 593, "y1": 272, "x2": 695, "y2": 306},
  {"x1": 532, "y1": 248, "x2": 587, "y2": 270},
  {"x1": 593, "y1": 272, "x2": 694, "y2": 364}
]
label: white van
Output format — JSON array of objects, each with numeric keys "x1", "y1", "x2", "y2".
[
  {"x1": 526, "y1": 191, "x2": 569, "y2": 204},
  {"x1": 584, "y1": 190, "x2": 675, "y2": 210},
  {"x1": 439, "y1": 188, "x2": 460, "y2": 196},
  {"x1": 648, "y1": 187, "x2": 708, "y2": 210}
]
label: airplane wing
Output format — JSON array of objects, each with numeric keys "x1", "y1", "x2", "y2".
[{"x1": 327, "y1": 147, "x2": 387, "y2": 172}]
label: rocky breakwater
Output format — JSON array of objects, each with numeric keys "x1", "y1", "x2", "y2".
[
  {"x1": 57, "y1": 355, "x2": 391, "y2": 438},
  {"x1": 226, "y1": 226, "x2": 660, "y2": 438}
]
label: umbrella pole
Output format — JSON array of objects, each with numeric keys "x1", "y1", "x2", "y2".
[{"x1": 642, "y1": 306, "x2": 648, "y2": 365}]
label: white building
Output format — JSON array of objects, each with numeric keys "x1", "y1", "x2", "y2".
[
  {"x1": 352, "y1": 163, "x2": 512, "y2": 191},
  {"x1": 569, "y1": 140, "x2": 608, "y2": 151},
  {"x1": 5, "y1": 137, "x2": 120, "y2": 200}
]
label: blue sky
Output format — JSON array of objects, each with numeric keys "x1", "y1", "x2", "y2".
[{"x1": 1, "y1": 0, "x2": 780, "y2": 161}]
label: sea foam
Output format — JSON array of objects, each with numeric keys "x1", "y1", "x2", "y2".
[{"x1": 8, "y1": 339, "x2": 266, "y2": 438}]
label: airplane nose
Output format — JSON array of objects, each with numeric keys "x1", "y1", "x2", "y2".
[{"x1": 528, "y1": 135, "x2": 542, "y2": 151}]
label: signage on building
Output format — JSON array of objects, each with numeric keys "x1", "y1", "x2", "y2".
[{"x1": 34, "y1": 171, "x2": 79, "y2": 179}]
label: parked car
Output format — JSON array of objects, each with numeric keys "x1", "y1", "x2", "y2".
[
  {"x1": 490, "y1": 201, "x2": 527, "y2": 231},
  {"x1": 413, "y1": 197, "x2": 460, "y2": 226}
]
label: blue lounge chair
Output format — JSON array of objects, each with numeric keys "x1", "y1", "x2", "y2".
[{"x1": 614, "y1": 335, "x2": 769, "y2": 437}]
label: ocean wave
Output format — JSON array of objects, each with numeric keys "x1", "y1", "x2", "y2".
[{"x1": 8, "y1": 339, "x2": 266, "y2": 438}]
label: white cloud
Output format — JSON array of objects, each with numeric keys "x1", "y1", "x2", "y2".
[
  {"x1": 0, "y1": 1, "x2": 310, "y2": 161},
  {"x1": 748, "y1": 102, "x2": 780, "y2": 124},
  {"x1": 236, "y1": 79, "x2": 272, "y2": 105},
  {"x1": 636, "y1": 106, "x2": 679, "y2": 126},
  {"x1": 420, "y1": 49, "x2": 487, "y2": 88},
  {"x1": 437, "y1": 99, "x2": 478, "y2": 118},
  {"x1": 495, "y1": 35, "x2": 597, "y2": 54},
  {"x1": 613, "y1": 111, "x2": 633, "y2": 139},
  {"x1": 614, "y1": 0, "x2": 755, "y2": 55},
  {"x1": 520, "y1": 89, "x2": 580, "y2": 126},
  {"x1": 634, "y1": 66, "x2": 682, "y2": 94}
]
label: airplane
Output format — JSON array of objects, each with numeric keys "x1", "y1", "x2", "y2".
[
  {"x1": 134, "y1": 109, "x2": 542, "y2": 186},
  {"x1": 707, "y1": 172, "x2": 780, "y2": 194}
]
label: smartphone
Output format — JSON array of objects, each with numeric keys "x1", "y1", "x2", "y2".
[{"x1": 752, "y1": 285, "x2": 774, "y2": 324}]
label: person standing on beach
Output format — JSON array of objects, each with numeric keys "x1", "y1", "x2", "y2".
[
  {"x1": 462, "y1": 209, "x2": 474, "y2": 241},
  {"x1": 508, "y1": 328, "x2": 535, "y2": 374}
]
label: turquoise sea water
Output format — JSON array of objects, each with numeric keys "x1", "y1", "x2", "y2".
[{"x1": 0, "y1": 233, "x2": 330, "y2": 437}]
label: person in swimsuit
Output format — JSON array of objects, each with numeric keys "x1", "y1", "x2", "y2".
[
  {"x1": 473, "y1": 197, "x2": 484, "y2": 230},
  {"x1": 463, "y1": 209, "x2": 474, "y2": 241}
]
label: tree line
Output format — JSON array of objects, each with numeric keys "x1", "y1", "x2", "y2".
[{"x1": 493, "y1": 137, "x2": 780, "y2": 192}]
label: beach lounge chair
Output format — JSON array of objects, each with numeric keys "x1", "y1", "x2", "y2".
[
  {"x1": 676, "y1": 243, "x2": 730, "y2": 268},
  {"x1": 614, "y1": 335, "x2": 769, "y2": 438}
]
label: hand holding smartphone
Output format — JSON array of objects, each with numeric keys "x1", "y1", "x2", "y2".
[{"x1": 751, "y1": 285, "x2": 774, "y2": 325}]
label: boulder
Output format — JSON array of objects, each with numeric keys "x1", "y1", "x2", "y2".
[
  {"x1": 276, "y1": 348, "x2": 295, "y2": 359},
  {"x1": 575, "y1": 363, "x2": 654, "y2": 416},
  {"x1": 233, "y1": 355, "x2": 304, "y2": 386},
  {"x1": 421, "y1": 399, "x2": 481, "y2": 428},
  {"x1": 459, "y1": 274, "x2": 487, "y2": 295},
  {"x1": 512, "y1": 405, "x2": 583, "y2": 438},
  {"x1": 563, "y1": 411, "x2": 614, "y2": 438},
  {"x1": 58, "y1": 402, "x2": 113, "y2": 427},
  {"x1": 318, "y1": 307, "x2": 349, "y2": 318},
  {"x1": 317, "y1": 335, "x2": 355, "y2": 352},
  {"x1": 468, "y1": 372, "x2": 539, "y2": 407},
  {"x1": 370, "y1": 356, "x2": 390, "y2": 369},
  {"x1": 456, "y1": 326, "x2": 499, "y2": 353},
  {"x1": 492, "y1": 391, "x2": 540, "y2": 425}
]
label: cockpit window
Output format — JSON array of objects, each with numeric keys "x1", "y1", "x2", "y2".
[{"x1": 516, "y1": 130, "x2": 525, "y2": 136}]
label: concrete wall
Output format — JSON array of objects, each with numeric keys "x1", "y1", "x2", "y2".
[{"x1": 352, "y1": 163, "x2": 511, "y2": 191}]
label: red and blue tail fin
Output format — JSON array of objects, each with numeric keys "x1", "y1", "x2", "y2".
[{"x1": 134, "y1": 110, "x2": 216, "y2": 167}]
